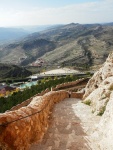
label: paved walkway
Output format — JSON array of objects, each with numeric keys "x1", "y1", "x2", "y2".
[{"x1": 30, "y1": 98, "x2": 100, "y2": 150}]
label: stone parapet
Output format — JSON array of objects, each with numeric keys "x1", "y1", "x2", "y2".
[
  {"x1": 52, "y1": 78, "x2": 85, "y2": 91},
  {"x1": 0, "y1": 90, "x2": 69, "y2": 150},
  {"x1": 70, "y1": 92, "x2": 84, "y2": 99}
]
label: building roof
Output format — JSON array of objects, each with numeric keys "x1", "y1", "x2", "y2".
[
  {"x1": 0, "y1": 85, "x2": 6, "y2": 90},
  {"x1": 0, "y1": 85, "x2": 15, "y2": 91}
]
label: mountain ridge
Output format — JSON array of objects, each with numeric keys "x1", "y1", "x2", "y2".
[{"x1": 0, "y1": 23, "x2": 113, "y2": 70}]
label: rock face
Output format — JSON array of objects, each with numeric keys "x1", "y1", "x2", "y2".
[
  {"x1": 94, "y1": 92, "x2": 113, "y2": 150},
  {"x1": 83, "y1": 52, "x2": 113, "y2": 115},
  {"x1": 83, "y1": 52, "x2": 113, "y2": 149}
]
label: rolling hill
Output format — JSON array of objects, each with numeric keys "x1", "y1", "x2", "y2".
[
  {"x1": 0, "y1": 23, "x2": 113, "y2": 70},
  {"x1": 0, "y1": 63, "x2": 32, "y2": 80}
]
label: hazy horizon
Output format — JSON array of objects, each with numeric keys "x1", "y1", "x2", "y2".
[
  {"x1": 0, "y1": 0, "x2": 113, "y2": 27},
  {"x1": 0, "y1": 22, "x2": 113, "y2": 29}
]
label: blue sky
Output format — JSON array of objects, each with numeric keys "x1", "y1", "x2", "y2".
[
  {"x1": 0, "y1": 0, "x2": 112, "y2": 27},
  {"x1": 0, "y1": 0, "x2": 99, "y2": 8}
]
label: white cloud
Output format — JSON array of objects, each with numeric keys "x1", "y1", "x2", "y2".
[{"x1": 0, "y1": 0, "x2": 113, "y2": 27}]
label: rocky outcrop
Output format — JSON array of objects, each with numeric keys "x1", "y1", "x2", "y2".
[
  {"x1": 83, "y1": 52, "x2": 113, "y2": 149},
  {"x1": 83, "y1": 52, "x2": 113, "y2": 115},
  {"x1": 92, "y1": 92, "x2": 113, "y2": 150},
  {"x1": 0, "y1": 90, "x2": 69, "y2": 150}
]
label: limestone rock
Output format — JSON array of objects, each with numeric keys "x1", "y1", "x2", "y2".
[
  {"x1": 91, "y1": 92, "x2": 113, "y2": 150},
  {"x1": 83, "y1": 52, "x2": 113, "y2": 149},
  {"x1": 84, "y1": 52, "x2": 113, "y2": 99},
  {"x1": 83, "y1": 52, "x2": 113, "y2": 114}
]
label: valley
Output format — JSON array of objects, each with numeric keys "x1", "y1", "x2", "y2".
[{"x1": 0, "y1": 23, "x2": 113, "y2": 71}]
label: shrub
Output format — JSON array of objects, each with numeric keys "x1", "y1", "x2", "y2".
[
  {"x1": 97, "y1": 106, "x2": 106, "y2": 116},
  {"x1": 109, "y1": 84, "x2": 113, "y2": 91},
  {"x1": 92, "y1": 110, "x2": 95, "y2": 113},
  {"x1": 83, "y1": 99, "x2": 91, "y2": 106},
  {"x1": 97, "y1": 99, "x2": 109, "y2": 116}
]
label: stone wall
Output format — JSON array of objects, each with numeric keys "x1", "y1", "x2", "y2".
[
  {"x1": 0, "y1": 77, "x2": 86, "y2": 150},
  {"x1": 0, "y1": 90, "x2": 69, "y2": 150},
  {"x1": 52, "y1": 78, "x2": 86, "y2": 91},
  {"x1": 9, "y1": 78, "x2": 86, "y2": 112},
  {"x1": 10, "y1": 78, "x2": 86, "y2": 112},
  {"x1": 70, "y1": 92, "x2": 84, "y2": 99}
]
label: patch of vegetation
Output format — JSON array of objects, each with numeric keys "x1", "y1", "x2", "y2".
[
  {"x1": 109, "y1": 84, "x2": 113, "y2": 91},
  {"x1": 97, "y1": 98, "x2": 109, "y2": 116},
  {"x1": 92, "y1": 110, "x2": 95, "y2": 113},
  {"x1": 97, "y1": 106, "x2": 106, "y2": 116},
  {"x1": 101, "y1": 94, "x2": 107, "y2": 100},
  {"x1": 83, "y1": 99, "x2": 91, "y2": 106}
]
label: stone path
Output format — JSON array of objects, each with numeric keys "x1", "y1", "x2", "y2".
[{"x1": 30, "y1": 98, "x2": 100, "y2": 150}]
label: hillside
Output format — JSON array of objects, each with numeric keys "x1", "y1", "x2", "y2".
[
  {"x1": 0, "y1": 63, "x2": 32, "y2": 79},
  {"x1": 0, "y1": 23, "x2": 113, "y2": 69}
]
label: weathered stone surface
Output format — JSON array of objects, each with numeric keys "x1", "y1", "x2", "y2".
[
  {"x1": 0, "y1": 90, "x2": 69, "y2": 150},
  {"x1": 91, "y1": 92, "x2": 113, "y2": 150},
  {"x1": 83, "y1": 52, "x2": 113, "y2": 149},
  {"x1": 84, "y1": 53, "x2": 113, "y2": 99},
  {"x1": 70, "y1": 92, "x2": 84, "y2": 99},
  {"x1": 83, "y1": 52, "x2": 113, "y2": 114}
]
